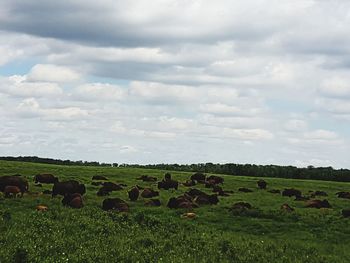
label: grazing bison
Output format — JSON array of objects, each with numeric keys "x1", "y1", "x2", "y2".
[
  {"x1": 144, "y1": 199, "x2": 161, "y2": 207},
  {"x1": 207, "y1": 175, "x2": 224, "y2": 185},
  {"x1": 336, "y1": 192, "x2": 350, "y2": 199},
  {"x1": 183, "y1": 180, "x2": 196, "y2": 187},
  {"x1": 0, "y1": 176, "x2": 28, "y2": 195},
  {"x1": 141, "y1": 188, "x2": 159, "y2": 198},
  {"x1": 342, "y1": 209, "x2": 350, "y2": 218},
  {"x1": 52, "y1": 180, "x2": 86, "y2": 197},
  {"x1": 268, "y1": 189, "x2": 281, "y2": 194},
  {"x1": 128, "y1": 187, "x2": 140, "y2": 201},
  {"x1": 92, "y1": 175, "x2": 108, "y2": 180},
  {"x1": 136, "y1": 175, "x2": 157, "y2": 182},
  {"x1": 257, "y1": 179, "x2": 267, "y2": 189},
  {"x1": 190, "y1": 172, "x2": 206, "y2": 183},
  {"x1": 62, "y1": 193, "x2": 83, "y2": 209},
  {"x1": 238, "y1": 187, "x2": 253, "y2": 193},
  {"x1": 282, "y1": 188, "x2": 302, "y2": 198},
  {"x1": 102, "y1": 198, "x2": 129, "y2": 212},
  {"x1": 158, "y1": 180, "x2": 179, "y2": 190},
  {"x1": 281, "y1": 203, "x2": 294, "y2": 212},
  {"x1": 4, "y1": 186, "x2": 21, "y2": 198},
  {"x1": 34, "y1": 174, "x2": 58, "y2": 184},
  {"x1": 305, "y1": 199, "x2": 331, "y2": 209}
]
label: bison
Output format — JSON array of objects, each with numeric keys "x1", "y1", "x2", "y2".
[
  {"x1": 182, "y1": 180, "x2": 196, "y2": 187},
  {"x1": 141, "y1": 188, "x2": 159, "y2": 198},
  {"x1": 102, "y1": 198, "x2": 129, "y2": 212},
  {"x1": 144, "y1": 199, "x2": 161, "y2": 207},
  {"x1": 158, "y1": 180, "x2": 178, "y2": 190},
  {"x1": 207, "y1": 175, "x2": 224, "y2": 185},
  {"x1": 34, "y1": 174, "x2": 58, "y2": 184},
  {"x1": 136, "y1": 175, "x2": 157, "y2": 182},
  {"x1": 52, "y1": 180, "x2": 86, "y2": 197},
  {"x1": 92, "y1": 175, "x2": 108, "y2": 180},
  {"x1": 97, "y1": 187, "x2": 110, "y2": 196},
  {"x1": 190, "y1": 172, "x2": 206, "y2": 183},
  {"x1": 194, "y1": 194, "x2": 219, "y2": 205},
  {"x1": 257, "y1": 179, "x2": 267, "y2": 189},
  {"x1": 102, "y1": 182, "x2": 123, "y2": 191},
  {"x1": 4, "y1": 186, "x2": 21, "y2": 198},
  {"x1": 128, "y1": 187, "x2": 140, "y2": 201},
  {"x1": 305, "y1": 199, "x2": 331, "y2": 209},
  {"x1": 62, "y1": 193, "x2": 84, "y2": 208},
  {"x1": 0, "y1": 176, "x2": 28, "y2": 196},
  {"x1": 282, "y1": 188, "x2": 302, "y2": 198},
  {"x1": 167, "y1": 195, "x2": 197, "y2": 209},
  {"x1": 336, "y1": 192, "x2": 350, "y2": 199}
]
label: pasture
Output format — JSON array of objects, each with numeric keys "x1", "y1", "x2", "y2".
[{"x1": 0, "y1": 160, "x2": 350, "y2": 263}]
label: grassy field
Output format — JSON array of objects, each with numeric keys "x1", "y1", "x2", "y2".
[{"x1": 0, "y1": 160, "x2": 350, "y2": 263}]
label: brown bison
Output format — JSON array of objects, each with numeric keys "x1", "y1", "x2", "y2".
[
  {"x1": 62, "y1": 193, "x2": 84, "y2": 208},
  {"x1": 144, "y1": 199, "x2": 161, "y2": 207},
  {"x1": 34, "y1": 174, "x2": 58, "y2": 184},
  {"x1": 186, "y1": 188, "x2": 206, "y2": 198},
  {"x1": 257, "y1": 179, "x2": 267, "y2": 189},
  {"x1": 167, "y1": 195, "x2": 198, "y2": 209},
  {"x1": 342, "y1": 209, "x2": 350, "y2": 218},
  {"x1": 128, "y1": 187, "x2": 140, "y2": 201},
  {"x1": 194, "y1": 194, "x2": 219, "y2": 205},
  {"x1": 52, "y1": 180, "x2": 86, "y2": 197},
  {"x1": 102, "y1": 198, "x2": 129, "y2": 212},
  {"x1": 136, "y1": 175, "x2": 157, "y2": 182},
  {"x1": 336, "y1": 192, "x2": 350, "y2": 199},
  {"x1": 238, "y1": 187, "x2": 253, "y2": 193},
  {"x1": 207, "y1": 175, "x2": 224, "y2": 184},
  {"x1": 305, "y1": 199, "x2": 331, "y2": 209},
  {"x1": 141, "y1": 188, "x2": 159, "y2": 198},
  {"x1": 281, "y1": 203, "x2": 294, "y2": 212},
  {"x1": 158, "y1": 180, "x2": 179, "y2": 190},
  {"x1": 102, "y1": 182, "x2": 123, "y2": 191},
  {"x1": 92, "y1": 175, "x2": 108, "y2": 180},
  {"x1": 4, "y1": 186, "x2": 21, "y2": 198},
  {"x1": 97, "y1": 187, "x2": 110, "y2": 196},
  {"x1": 282, "y1": 188, "x2": 302, "y2": 198},
  {"x1": 190, "y1": 172, "x2": 206, "y2": 182},
  {"x1": 0, "y1": 176, "x2": 28, "y2": 196}
]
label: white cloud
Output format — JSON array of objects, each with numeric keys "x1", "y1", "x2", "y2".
[
  {"x1": 27, "y1": 64, "x2": 81, "y2": 83},
  {"x1": 73, "y1": 83, "x2": 125, "y2": 101}
]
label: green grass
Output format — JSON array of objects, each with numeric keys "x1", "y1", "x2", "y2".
[{"x1": 0, "y1": 160, "x2": 350, "y2": 262}]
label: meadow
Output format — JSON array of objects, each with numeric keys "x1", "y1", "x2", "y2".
[{"x1": 0, "y1": 160, "x2": 350, "y2": 263}]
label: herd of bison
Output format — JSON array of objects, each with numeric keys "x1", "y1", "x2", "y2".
[{"x1": 1, "y1": 172, "x2": 350, "y2": 218}]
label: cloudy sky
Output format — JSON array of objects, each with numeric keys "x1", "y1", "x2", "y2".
[{"x1": 0, "y1": 1, "x2": 350, "y2": 167}]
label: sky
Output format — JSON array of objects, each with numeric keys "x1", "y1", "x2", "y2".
[{"x1": 0, "y1": 1, "x2": 350, "y2": 168}]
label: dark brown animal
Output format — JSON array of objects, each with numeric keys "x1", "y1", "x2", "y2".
[
  {"x1": 194, "y1": 194, "x2": 219, "y2": 205},
  {"x1": 34, "y1": 174, "x2": 58, "y2": 184},
  {"x1": 257, "y1": 179, "x2": 267, "y2": 189},
  {"x1": 190, "y1": 172, "x2": 206, "y2": 182},
  {"x1": 207, "y1": 175, "x2": 224, "y2": 184},
  {"x1": 128, "y1": 187, "x2": 140, "y2": 201},
  {"x1": 281, "y1": 203, "x2": 294, "y2": 212},
  {"x1": 144, "y1": 199, "x2": 161, "y2": 207},
  {"x1": 52, "y1": 180, "x2": 86, "y2": 197},
  {"x1": 158, "y1": 180, "x2": 179, "y2": 190},
  {"x1": 0, "y1": 176, "x2": 29, "y2": 195},
  {"x1": 97, "y1": 187, "x2": 110, "y2": 196},
  {"x1": 305, "y1": 199, "x2": 331, "y2": 209},
  {"x1": 92, "y1": 175, "x2": 108, "y2": 180},
  {"x1": 167, "y1": 195, "x2": 197, "y2": 209},
  {"x1": 136, "y1": 175, "x2": 157, "y2": 182},
  {"x1": 238, "y1": 187, "x2": 253, "y2": 193},
  {"x1": 4, "y1": 186, "x2": 21, "y2": 198},
  {"x1": 336, "y1": 192, "x2": 350, "y2": 199},
  {"x1": 183, "y1": 180, "x2": 196, "y2": 187},
  {"x1": 102, "y1": 198, "x2": 129, "y2": 212},
  {"x1": 186, "y1": 188, "x2": 206, "y2": 198},
  {"x1": 282, "y1": 188, "x2": 302, "y2": 198},
  {"x1": 342, "y1": 209, "x2": 350, "y2": 218},
  {"x1": 141, "y1": 188, "x2": 159, "y2": 198},
  {"x1": 102, "y1": 182, "x2": 123, "y2": 191},
  {"x1": 205, "y1": 179, "x2": 216, "y2": 188},
  {"x1": 62, "y1": 193, "x2": 83, "y2": 208}
]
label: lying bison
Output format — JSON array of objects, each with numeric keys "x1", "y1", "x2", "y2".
[
  {"x1": 0, "y1": 176, "x2": 28, "y2": 196},
  {"x1": 305, "y1": 199, "x2": 331, "y2": 209},
  {"x1": 183, "y1": 180, "x2": 196, "y2": 187},
  {"x1": 92, "y1": 175, "x2": 108, "y2": 180},
  {"x1": 62, "y1": 193, "x2": 83, "y2": 208},
  {"x1": 141, "y1": 188, "x2": 159, "y2": 198},
  {"x1": 190, "y1": 172, "x2": 206, "y2": 183},
  {"x1": 145, "y1": 199, "x2": 161, "y2": 207},
  {"x1": 167, "y1": 195, "x2": 198, "y2": 209},
  {"x1": 337, "y1": 192, "x2": 350, "y2": 199},
  {"x1": 207, "y1": 175, "x2": 224, "y2": 185},
  {"x1": 282, "y1": 188, "x2": 302, "y2": 198},
  {"x1": 158, "y1": 180, "x2": 179, "y2": 190},
  {"x1": 257, "y1": 179, "x2": 267, "y2": 189},
  {"x1": 128, "y1": 187, "x2": 140, "y2": 201},
  {"x1": 34, "y1": 174, "x2": 58, "y2": 184},
  {"x1": 102, "y1": 198, "x2": 129, "y2": 212},
  {"x1": 52, "y1": 180, "x2": 86, "y2": 197},
  {"x1": 102, "y1": 182, "x2": 123, "y2": 191},
  {"x1": 185, "y1": 188, "x2": 219, "y2": 205}
]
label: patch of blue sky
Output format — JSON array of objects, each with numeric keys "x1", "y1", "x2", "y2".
[{"x1": 0, "y1": 59, "x2": 38, "y2": 76}]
